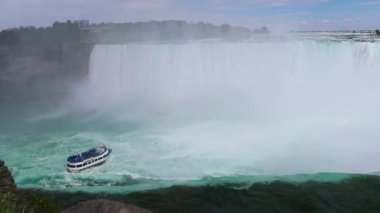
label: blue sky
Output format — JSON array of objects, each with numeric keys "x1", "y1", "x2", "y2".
[{"x1": 1, "y1": 0, "x2": 380, "y2": 31}]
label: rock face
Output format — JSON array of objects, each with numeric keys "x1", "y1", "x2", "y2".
[
  {"x1": 0, "y1": 160, "x2": 16, "y2": 193},
  {"x1": 62, "y1": 199, "x2": 152, "y2": 213}
]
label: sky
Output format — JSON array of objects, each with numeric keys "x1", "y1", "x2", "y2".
[{"x1": 1, "y1": 0, "x2": 380, "y2": 31}]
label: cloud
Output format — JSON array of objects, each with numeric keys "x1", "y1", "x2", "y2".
[
  {"x1": 125, "y1": 1, "x2": 165, "y2": 10},
  {"x1": 321, "y1": 19, "x2": 331, "y2": 24},
  {"x1": 359, "y1": 1, "x2": 380, "y2": 6},
  {"x1": 247, "y1": 0, "x2": 330, "y2": 7},
  {"x1": 192, "y1": 0, "x2": 330, "y2": 11},
  {"x1": 0, "y1": 0, "x2": 171, "y2": 29},
  {"x1": 0, "y1": 0, "x2": 328, "y2": 30},
  {"x1": 344, "y1": 17, "x2": 362, "y2": 22},
  {"x1": 0, "y1": 0, "x2": 379, "y2": 31}
]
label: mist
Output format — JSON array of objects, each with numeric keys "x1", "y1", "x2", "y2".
[
  {"x1": 4, "y1": 1, "x2": 380, "y2": 211},
  {"x1": 2, "y1": 20, "x2": 380, "y2": 191},
  {"x1": 56, "y1": 40, "x2": 380, "y2": 177}
]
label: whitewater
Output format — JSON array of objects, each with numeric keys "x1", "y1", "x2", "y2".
[{"x1": 1, "y1": 39, "x2": 380, "y2": 192}]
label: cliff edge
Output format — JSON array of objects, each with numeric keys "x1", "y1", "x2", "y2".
[{"x1": 0, "y1": 160, "x2": 16, "y2": 193}]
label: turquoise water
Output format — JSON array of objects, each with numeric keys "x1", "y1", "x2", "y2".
[
  {"x1": 0, "y1": 113, "x2": 364, "y2": 193},
  {"x1": 1, "y1": 40, "x2": 380, "y2": 192},
  {"x1": 0, "y1": 107, "x2": 376, "y2": 193}
]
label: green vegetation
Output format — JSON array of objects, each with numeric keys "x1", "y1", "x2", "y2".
[
  {"x1": 88, "y1": 20, "x2": 252, "y2": 42},
  {"x1": 376, "y1": 29, "x2": 380, "y2": 36},
  {"x1": 253, "y1": 26, "x2": 270, "y2": 34},
  {"x1": 31, "y1": 175, "x2": 380, "y2": 213},
  {"x1": 0, "y1": 20, "x2": 252, "y2": 48},
  {"x1": 0, "y1": 21, "x2": 81, "y2": 46},
  {"x1": 1, "y1": 160, "x2": 60, "y2": 212},
  {"x1": 0, "y1": 191, "x2": 60, "y2": 213},
  {"x1": 0, "y1": 21, "x2": 81, "y2": 63},
  {"x1": 3, "y1": 159, "x2": 380, "y2": 213},
  {"x1": 0, "y1": 21, "x2": 91, "y2": 103}
]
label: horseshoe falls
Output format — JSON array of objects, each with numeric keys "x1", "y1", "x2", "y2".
[{"x1": 2, "y1": 40, "x2": 380, "y2": 192}]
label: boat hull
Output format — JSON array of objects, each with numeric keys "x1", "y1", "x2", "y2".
[{"x1": 66, "y1": 149, "x2": 112, "y2": 173}]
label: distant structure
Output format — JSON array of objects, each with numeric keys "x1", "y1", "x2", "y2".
[
  {"x1": 376, "y1": 29, "x2": 380, "y2": 36},
  {"x1": 74, "y1": 20, "x2": 90, "y2": 28}
]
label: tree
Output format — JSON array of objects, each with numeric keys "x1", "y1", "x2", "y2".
[
  {"x1": 254, "y1": 26, "x2": 270, "y2": 34},
  {"x1": 220, "y1": 24, "x2": 231, "y2": 34}
]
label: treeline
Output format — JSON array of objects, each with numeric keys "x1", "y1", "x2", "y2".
[
  {"x1": 0, "y1": 21, "x2": 80, "y2": 47},
  {"x1": 0, "y1": 20, "x2": 254, "y2": 47},
  {"x1": 0, "y1": 21, "x2": 88, "y2": 103},
  {"x1": 0, "y1": 20, "x2": 254, "y2": 64},
  {"x1": 0, "y1": 20, "x2": 254, "y2": 102},
  {"x1": 84, "y1": 20, "x2": 253, "y2": 42},
  {"x1": 0, "y1": 21, "x2": 81, "y2": 63}
]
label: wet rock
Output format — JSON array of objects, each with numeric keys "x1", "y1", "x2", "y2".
[
  {"x1": 62, "y1": 199, "x2": 152, "y2": 213},
  {"x1": 0, "y1": 160, "x2": 16, "y2": 193}
]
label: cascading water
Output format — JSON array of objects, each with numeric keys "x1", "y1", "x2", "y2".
[
  {"x1": 75, "y1": 40, "x2": 380, "y2": 177},
  {"x1": 1, "y1": 40, "x2": 380, "y2": 192}
]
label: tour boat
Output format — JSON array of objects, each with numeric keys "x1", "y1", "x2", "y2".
[{"x1": 66, "y1": 144, "x2": 112, "y2": 173}]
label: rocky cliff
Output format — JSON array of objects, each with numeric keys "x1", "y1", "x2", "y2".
[
  {"x1": 0, "y1": 160, "x2": 16, "y2": 193},
  {"x1": 0, "y1": 42, "x2": 93, "y2": 103}
]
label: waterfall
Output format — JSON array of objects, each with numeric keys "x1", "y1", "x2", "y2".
[
  {"x1": 69, "y1": 40, "x2": 380, "y2": 176},
  {"x1": 85, "y1": 40, "x2": 380, "y2": 112},
  {"x1": 88, "y1": 41, "x2": 380, "y2": 93}
]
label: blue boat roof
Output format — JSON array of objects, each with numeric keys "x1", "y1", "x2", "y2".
[{"x1": 67, "y1": 146, "x2": 108, "y2": 163}]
